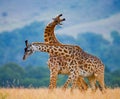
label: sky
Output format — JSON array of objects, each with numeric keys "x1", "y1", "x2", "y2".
[
  {"x1": 0, "y1": 0, "x2": 120, "y2": 40},
  {"x1": 57, "y1": 13, "x2": 120, "y2": 40}
]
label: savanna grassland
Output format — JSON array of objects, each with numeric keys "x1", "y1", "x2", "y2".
[{"x1": 0, "y1": 88, "x2": 120, "y2": 99}]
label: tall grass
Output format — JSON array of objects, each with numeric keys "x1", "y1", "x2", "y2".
[{"x1": 0, "y1": 88, "x2": 120, "y2": 99}]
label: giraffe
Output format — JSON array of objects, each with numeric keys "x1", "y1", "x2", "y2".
[
  {"x1": 23, "y1": 40, "x2": 105, "y2": 93},
  {"x1": 44, "y1": 14, "x2": 88, "y2": 91}
]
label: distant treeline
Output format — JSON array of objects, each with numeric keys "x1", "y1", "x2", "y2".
[
  {"x1": 0, "y1": 21, "x2": 120, "y2": 72},
  {"x1": 0, "y1": 63, "x2": 120, "y2": 88}
]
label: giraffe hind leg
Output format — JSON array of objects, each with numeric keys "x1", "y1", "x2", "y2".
[
  {"x1": 96, "y1": 74, "x2": 106, "y2": 93},
  {"x1": 77, "y1": 77, "x2": 88, "y2": 91},
  {"x1": 88, "y1": 75, "x2": 97, "y2": 92}
]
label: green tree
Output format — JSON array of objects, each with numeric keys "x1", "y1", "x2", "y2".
[{"x1": 0, "y1": 63, "x2": 25, "y2": 87}]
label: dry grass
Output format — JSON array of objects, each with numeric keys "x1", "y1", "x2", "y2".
[{"x1": 0, "y1": 88, "x2": 120, "y2": 99}]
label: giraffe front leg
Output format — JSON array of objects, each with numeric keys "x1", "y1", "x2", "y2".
[
  {"x1": 49, "y1": 69, "x2": 58, "y2": 90},
  {"x1": 96, "y1": 74, "x2": 106, "y2": 94},
  {"x1": 62, "y1": 75, "x2": 72, "y2": 91},
  {"x1": 70, "y1": 76, "x2": 78, "y2": 93},
  {"x1": 70, "y1": 71, "x2": 80, "y2": 93},
  {"x1": 62, "y1": 74, "x2": 78, "y2": 92}
]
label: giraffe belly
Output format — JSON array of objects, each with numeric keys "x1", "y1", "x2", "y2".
[
  {"x1": 79, "y1": 69, "x2": 93, "y2": 77},
  {"x1": 59, "y1": 70, "x2": 69, "y2": 74},
  {"x1": 58, "y1": 66, "x2": 70, "y2": 74}
]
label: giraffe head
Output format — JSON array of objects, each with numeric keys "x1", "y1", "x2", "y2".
[
  {"x1": 23, "y1": 40, "x2": 35, "y2": 60},
  {"x1": 52, "y1": 14, "x2": 65, "y2": 25}
]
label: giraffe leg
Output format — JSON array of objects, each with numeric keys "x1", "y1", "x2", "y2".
[
  {"x1": 47, "y1": 58, "x2": 58, "y2": 90},
  {"x1": 70, "y1": 75, "x2": 78, "y2": 93},
  {"x1": 70, "y1": 68, "x2": 80, "y2": 93},
  {"x1": 76, "y1": 78, "x2": 83, "y2": 91},
  {"x1": 62, "y1": 74, "x2": 77, "y2": 92},
  {"x1": 62, "y1": 67, "x2": 75, "y2": 91},
  {"x1": 62, "y1": 75, "x2": 71, "y2": 91},
  {"x1": 62, "y1": 66, "x2": 79, "y2": 92},
  {"x1": 49, "y1": 68, "x2": 58, "y2": 90},
  {"x1": 77, "y1": 77, "x2": 88, "y2": 91},
  {"x1": 96, "y1": 74, "x2": 106, "y2": 93},
  {"x1": 88, "y1": 76, "x2": 97, "y2": 92}
]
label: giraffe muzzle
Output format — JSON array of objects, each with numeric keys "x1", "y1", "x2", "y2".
[
  {"x1": 25, "y1": 40, "x2": 28, "y2": 47},
  {"x1": 62, "y1": 18, "x2": 65, "y2": 21},
  {"x1": 23, "y1": 55, "x2": 26, "y2": 60}
]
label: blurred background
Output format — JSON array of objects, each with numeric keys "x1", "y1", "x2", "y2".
[{"x1": 0, "y1": 0, "x2": 120, "y2": 88}]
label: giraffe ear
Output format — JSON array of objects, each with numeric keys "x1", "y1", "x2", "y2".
[
  {"x1": 25, "y1": 40, "x2": 28, "y2": 47},
  {"x1": 62, "y1": 18, "x2": 65, "y2": 21},
  {"x1": 52, "y1": 18, "x2": 55, "y2": 21}
]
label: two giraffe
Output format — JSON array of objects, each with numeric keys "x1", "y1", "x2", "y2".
[{"x1": 23, "y1": 14, "x2": 106, "y2": 93}]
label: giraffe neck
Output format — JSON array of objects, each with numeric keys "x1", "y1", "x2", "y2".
[
  {"x1": 32, "y1": 42, "x2": 81, "y2": 57},
  {"x1": 44, "y1": 21, "x2": 61, "y2": 44}
]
